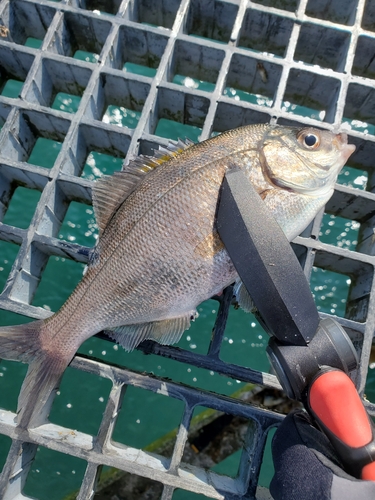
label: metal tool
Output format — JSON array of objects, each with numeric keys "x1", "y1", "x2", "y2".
[{"x1": 217, "y1": 168, "x2": 375, "y2": 480}]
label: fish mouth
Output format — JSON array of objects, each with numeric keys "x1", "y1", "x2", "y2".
[{"x1": 334, "y1": 132, "x2": 356, "y2": 162}]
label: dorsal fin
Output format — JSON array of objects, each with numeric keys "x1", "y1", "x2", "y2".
[
  {"x1": 92, "y1": 138, "x2": 195, "y2": 236},
  {"x1": 93, "y1": 170, "x2": 145, "y2": 237}
]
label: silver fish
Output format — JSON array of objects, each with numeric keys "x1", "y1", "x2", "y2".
[{"x1": 0, "y1": 124, "x2": 355, "y2": 428}]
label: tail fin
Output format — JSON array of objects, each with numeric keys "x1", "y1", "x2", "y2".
[{"x1": 0, "y1": 321, "x2": 72, "y2": 429}]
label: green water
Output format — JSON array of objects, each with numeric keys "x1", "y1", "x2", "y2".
[
  {"x1": 173, "y1": 74, "x2": 216, "y2": 93},
  {"x1": 0, "y1": 79, "x2": 374, "y2": 499},
  {"x1": 74, "y1": 50, "x2": 100, "y2": 64},
  {"x1": 123, "y1": 62, "x2": 157, "y2": 78},
  {"x1": 52, "y1": 93, "x2": 82, "y2": 114}
]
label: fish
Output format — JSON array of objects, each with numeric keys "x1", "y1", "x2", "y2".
[
  {"x1": 0, "y1": 123, "x2": 355, "y2": 428},
  {"x1": 257, "y1": 62, "x2": 268, "y2": 83}
]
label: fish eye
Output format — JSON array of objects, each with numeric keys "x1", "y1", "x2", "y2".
[{"x1": 303, "y1": 134, "x2": 320, "y2": 148}]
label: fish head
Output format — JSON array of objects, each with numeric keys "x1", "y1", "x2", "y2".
[{"x1": 260, "y1": 126, "x2": 356, "y2": 196}]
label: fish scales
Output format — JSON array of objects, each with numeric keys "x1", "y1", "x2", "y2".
[
  {"x1": 53, "y1": 128, "x2": 262, "y2": 334},
  {"x1": 87, "y1": 165, "x2": 232, "y2": 323},
  {"x1": 0, "y1": 123, "x2": 355, "y2": 428}
]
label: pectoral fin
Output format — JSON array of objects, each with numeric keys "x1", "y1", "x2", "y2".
[
  {"x1": 105, "y1": 312, "x2": 198, "y2": 351},
  {"x1": 234, "y1": 279, "x2": 256, "y2": 313}
]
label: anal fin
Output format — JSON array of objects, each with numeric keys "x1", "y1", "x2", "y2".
[{"x1": 104, "y1": 312, "x2": 198, "y2": 352}]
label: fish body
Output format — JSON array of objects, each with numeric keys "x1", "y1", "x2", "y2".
[
  {"x1": 0, "y1": 124, "x2": 355, "y2": 427},
  {"x1": 257, "y1": 62, "x2": 268, "y2": 83}
]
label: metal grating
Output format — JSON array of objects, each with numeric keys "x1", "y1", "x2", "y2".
[{"x1": 0, "y1": 0, "x2": 375, "y2": 498}]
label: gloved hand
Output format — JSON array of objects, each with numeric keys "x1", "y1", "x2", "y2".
[{"x1": 270, "y1": 409, "x2": 375, "y2": 500}]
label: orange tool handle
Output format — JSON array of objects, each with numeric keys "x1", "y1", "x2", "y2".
[{"x1": 308, "y1": 369, "x2": 375, "y2": 481}]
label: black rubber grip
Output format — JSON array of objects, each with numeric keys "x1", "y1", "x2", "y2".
[{"x1": 216, "y1": 169, "x2": 320, "y2": 345}]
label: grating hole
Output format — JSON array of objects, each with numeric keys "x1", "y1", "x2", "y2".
[
  {"x1": 0, "y1": 435, "x2": 11, "y2": 472},
  {"x1": 0, "y1": 109, "x2": 69, "y2": 163},
  {"x1": 342, "y1": 118, "x2": 375, "y2": 136},
  {"x1": 223, "y1": 86, "x2": 273, "y2": 106},
  {"x1": 155, "y1": 118, "x2": 202, "y2": 141},
  {"x1": 283, "y1": 69, "x2": 340, "y2": 123},
  {"x1": 294, "y1": 23, "x2": 350, "y2": 72},
  {"x1": 2, "y1": 186, "x2": 40, "y2": 229},
  {"x1": 96, "y1": 470, "x2": 164, "y2": 498},
  {"x1": 0, "y1": 46, "x2": 34, "y2": 98},
  {"x1": 127, "y1": 0, "x2": 180, "y2": 29},
  {"x1": 123, "y1": 61, "x2": 157, "y2": 77},
  {"x1": 224, "y1": 54, "x2": 282, "y2": 107},
  {"x1": 50, "y1": 366, "x2": 112, "y2": 434},
  {"x1": 212, "y1": 101, "x2": 271, "y2": 133},
  {"x1": 52, "y1": 92, "x2": 82, "y2": 114},
  {"x1": 354, "y1": 218, "x2": 375, "y2": 257},
  {"x1": 112, "y1": 385, "x2": 184, "y2": 452},
  {"x1": 153, "y1": 87, "x2": 209, "y2": 140},
  {"x1": 0, "y1": 312, "x2": 32, "y2": 414},
  {"x1": 74, "y1": 50, "x2": 100, "y2": 63},
  {"x1": 338, "y1": 165, "x2": 368, "y2": 189},
  {"x1": 238, "y1": 9, "x2": 294, "y2": 58},
  {"x1": 0, "y1": 240, "x2": 20, "y2": 292},
  {"x1": 0, "y1": 104, "x2": 11, "y2": 129},
  {"x1": 81, "y1": 151, "x2": 124, "y2": 180},
  {"x1": 362, "y1": 0, "x2": 375, "y2": 31},
  {"x1": 173, "y1": 75, "x2": 216, "y2": 93},
  {"x1": 184, "y1": 405, "x2": 245, "y2": 477},
  {"x1": 343, "y1": 84, "x2": 375, "y2": 135},
  {"x1": 352, "y1": 36, "x2": 375, "y2": 79},
  {"x1": 169, "y1": 39, "x2": 224, "y2": 91},
  {"x1": 0, "y1": 1, "x2": 55, "y2": 46},
  {"x1": 67, "y1": 123, "x2": 129, "y2": 177},
  {"x1": 94, "y1": 73, "x2": 149, "y2": 126},
  {"x1": 25, "y1": 57, "x2": 91, "y2": 109},
  {"x1": 0, "y1": 360, "x2": 28, "y2": 413},
  {"x1": 186, "y1": 0, "x2": 239, "y2": 43},
  {"x1": 32, "y1": 256, "x2": 85, "y2": 312},
  {"x1": 366, "y1": 366, "x2": 375, "y2": 405},
  {"x1": 212, "y1": 448, "x2": 242, "y2": 478},
  {"x1": 251, "y1": 0, "x2": 298, "y2": 11},
  {"x1": 319, "y1": 214, "x2": 360, "y2": 252},
  {"x1": 1, "y1": 79, "x2": 23, "y2": 98},
  {"x1": 258, "y1": 427, "x2": 277, "y2": 488},
  {"x1": 27, "y1": 137, "x2": 62, "y2": 169},
  {"x1": 355, "y1": 141, "x2": 375, "y2": 191},
  {"x1": 219, "y1": 308, "x2": 270, "y2": 373},
  {"x1": 75, "y1": 0, "x2": 122, "y2": 15},
  {"x1": 306, "y1": 0, "x2": 357, "y2": 25},
  {"x1": 109, "y1": 25, "x2": 168, "y2": 72},
  {"x1": 59, "y1": 202, "x2": 98, "y2": 247},
  {"x1": 24, "y1": 37, "x2": 42, "y2": 49},
  {"x1": 310, "y1": 266, "x2": 350, "y2": 318},
  {"x1": 167, "y1": 299, "x2": 217, "y2": 357},
  {"x1": 0, "y1": 310, "x2": 35, "y2": 327},
  {"x1": 0, "y1": 312, "x2": 31, "y2": 412},
  {"x1": 23, "y1": 447, "x2": 87, "y2": 500},
  {"x1": 103, "y1": 105, "x2": 141, "y2": 128},
  {"x1": 49, "y1": 11, "x2": 111, "y2": 59},
  {"x1": 173, "y1": 490, "x2": 207, "y2": 499}
]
